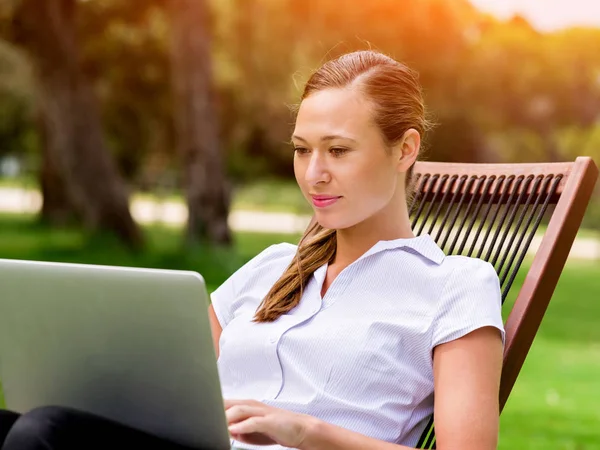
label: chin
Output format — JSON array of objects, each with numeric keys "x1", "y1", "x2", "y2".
[{"x1": 313, "y1": 212, "x2": 356, "y2": 231}]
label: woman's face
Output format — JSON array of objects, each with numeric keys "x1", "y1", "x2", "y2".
[{"x1": 292, "y1": 87, "x2": 413, "y2": 231}]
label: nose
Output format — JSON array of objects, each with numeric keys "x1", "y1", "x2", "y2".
[{"x1": 304, "y1": 152, "x2": 331, "y2": 185}]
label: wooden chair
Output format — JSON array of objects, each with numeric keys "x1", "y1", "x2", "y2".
[{"x1": 412, "y1": 156, "x2": 598, "y2": 449}]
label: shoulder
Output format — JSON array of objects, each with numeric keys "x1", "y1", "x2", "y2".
[
  {"x1": 376, "y1": 241, "x2": 498, "y2": 292},
  {"x1": 254, "y1": 242, "x2": 298, "y2": 262},
  {"x1": 440, "y1": 255, "x2": 499, "y2": 286},
  {"x1": 442, "y1": 254, "x2": 497, "y2": 271},
  {"x1": 245, "y1": 242, "x2": 298, "y2": 273},
  {"x1": 434, "y1": 255, "x2": 502, "y2": 321},
  {"x1": 210, "y1": 242, "x2": 297, "y2": 327},
  {"x1": 225, "y1": 241, "x2": 298, "y2": 291},
  {"x1": 430, "y1": 255, "x2": 504, "y2": 347}
]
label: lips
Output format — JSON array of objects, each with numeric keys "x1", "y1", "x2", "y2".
[{"x1": 311, "y1": 195, "x2": 341, "y2": 208}]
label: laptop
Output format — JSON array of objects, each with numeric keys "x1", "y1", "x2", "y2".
[{"x1": 0, "y1": 258, "x2": 236, "y2": 450}]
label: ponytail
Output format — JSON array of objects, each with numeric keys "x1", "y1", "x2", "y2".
[{"x1": 253, "y1": 219, "x2": 336, "y2": 322}]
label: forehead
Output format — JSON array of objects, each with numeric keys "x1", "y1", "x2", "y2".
[{"x1": 294, "y1": 88, "x2": 377, "y2": 140}]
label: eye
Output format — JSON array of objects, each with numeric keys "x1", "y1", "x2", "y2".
[
  {"x1": 330, "y1": 147, "x2": 348, "y2": 157},
  {"x1": 294, "y1": 146, "x2": 310, "y2": 155}
]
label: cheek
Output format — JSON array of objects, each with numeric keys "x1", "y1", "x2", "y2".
[
  {"x1": 346, "y1": 158, "x2": 396, "y2": 199},
  {"x1": 293, "y1": 159, "x2": 309, "y2": 196},
  {"x1": 293, "y1": 158, "x2": 303, "y2": 184},
  {"x1": 355, "y1": 178, "x2": 395, "y2": 214}
]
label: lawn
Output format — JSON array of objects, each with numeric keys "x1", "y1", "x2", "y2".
[
  {"x1": 0, "y1": 213, "x2": 301, "y2": 292},
  {"x1": 0, "y1": 214, "x2": 598, "y2": 449},
  {"x1": 499, "y1": 259, "x2": 600, "y2": 449}
]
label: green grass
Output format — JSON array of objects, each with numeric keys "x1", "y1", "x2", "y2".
[
  {"x1": 0, "y1": 214, "x2": 599, "y2": 448},
  {"x1": 500, "y1": 340, "x2": 600, "y2": 449},
  {"x1": 0, "y1": 175, "x2": 37, "y2": 189},
  {"x1": 537, "y1": 224, "x2": 600, "y2": 241},
  {"x1": 0, "y1": 213, "x2": 301, "y2": 292},
  {"x1": 499, "y1": 260, "x2": 600, "y2": 449}
]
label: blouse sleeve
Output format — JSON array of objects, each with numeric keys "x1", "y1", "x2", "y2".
[
  {"x1": 210, "y1": 243, "x2": 294, "y2": 328},
  {"x1": 431, "y1": 258, "x2": 505, "y2": 349}
]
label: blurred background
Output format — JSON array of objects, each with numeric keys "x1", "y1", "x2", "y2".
[{"x1": 0, "y1": 0, "x2": 598, "y2": 448}]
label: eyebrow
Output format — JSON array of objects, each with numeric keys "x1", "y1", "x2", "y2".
[{"x1": 292, "y1": 134, "x2": 357, "y2": 144}]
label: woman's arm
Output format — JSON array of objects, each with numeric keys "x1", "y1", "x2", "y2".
[
  {"x1": 208, "y1": 304, "x2": 222, "y2": 358},
  {"x1": 431, "y1": 326, "x2": 503, "y2": 450},
  {"x1": 226, "y1": 326, "x2": 503, "y2": 450}
]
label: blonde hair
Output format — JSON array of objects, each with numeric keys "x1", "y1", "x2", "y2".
[{"x1": 254, "y1": 50, "x2": 430, "y2": 322}]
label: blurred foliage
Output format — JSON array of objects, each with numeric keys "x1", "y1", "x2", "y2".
[
  {"x1": 231, "y1": 178, "x2": 312, "y2": 214},
  {"x1": 77, "y1": 0, "x2": 174, "y2": 182},
  {"x1": 0, "y1": 0, "x2": 599, "y2": 183}
]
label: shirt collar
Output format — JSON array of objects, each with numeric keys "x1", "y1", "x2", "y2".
[
  {"x1": 361, "y1": 233, "x2": 445, "y2": 265},
  {"x1": 312, "y1": 234, "x2": 445, "y2": 288}
]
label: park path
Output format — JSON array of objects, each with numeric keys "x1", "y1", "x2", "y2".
[{"x1": 1, "y1": 186, "x2": 598, "y2": 260}]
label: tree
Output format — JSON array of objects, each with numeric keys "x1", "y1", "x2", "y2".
[
  {"x1": 9, "y1": 0, "x2": 143, "y2": 247},
  {"x1": 170, "y1": 0, "x2": 231, "y2": 245},
  {"x1": 0, "y1": 37, "x2": 35, "y2": 160}
]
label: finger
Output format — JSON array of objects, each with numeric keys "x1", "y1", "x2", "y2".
[
  {"x1": 229, "y1": 416, "x2": 272, "y2": 437},
  {"x1": 226, "y1": 405, "x2": 266, "y2": 425},
  {"x1": 230, "y1": 431, "x2": 276, "y2": 447}
]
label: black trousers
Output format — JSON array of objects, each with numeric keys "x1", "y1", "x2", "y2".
[{"x1": 0, "y1": 407, "x2": 209, "y2": 450}]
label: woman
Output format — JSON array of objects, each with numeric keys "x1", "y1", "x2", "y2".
[{"x1": 0, "y1": 50, "x2": 504, "y2": 450}]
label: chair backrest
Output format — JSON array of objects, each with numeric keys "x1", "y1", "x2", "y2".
[{"x1": 412, "y1": 156, "x2": 598, "y2": 449}]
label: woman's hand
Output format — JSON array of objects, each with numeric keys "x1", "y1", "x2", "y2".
[{"x1": 225, "y1": 399, "x2": 317, "y2": 448}]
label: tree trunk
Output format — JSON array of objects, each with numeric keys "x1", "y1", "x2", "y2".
[
  {"x1": 170, "y1": 0, "x2": 232, "y2": 246},
  {"x1": 11, "y1": 0, "x2": 143, "y2": 248},
  {"x1": 38, "y1": 112, "x2": 77, "y2": 226}
]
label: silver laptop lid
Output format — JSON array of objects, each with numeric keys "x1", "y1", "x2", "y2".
[{"x1": 0, "y1": 258, "x2": 230, "y2": 450}]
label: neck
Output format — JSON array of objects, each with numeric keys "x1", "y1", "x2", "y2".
[{"x1": 333, "y1": 198, "x2": 414, "y2": 268}]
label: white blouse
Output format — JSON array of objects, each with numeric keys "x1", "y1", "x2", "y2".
[{"x1": 211, "y1": 234, "x2": 504, "y2": 449}]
